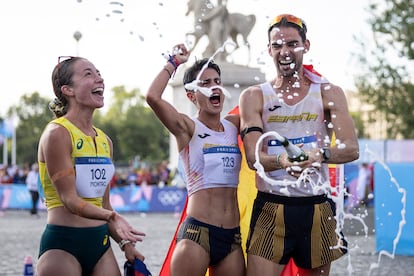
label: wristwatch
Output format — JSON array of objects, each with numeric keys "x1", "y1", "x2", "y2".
[{"x1": 321, "y1": 148, "x2": 331, "y2": 162}]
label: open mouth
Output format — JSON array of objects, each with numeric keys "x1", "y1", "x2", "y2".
[
  {"x1": 279, "y1": 59, "x2": 292, "y2": 65},
  {"x1": 279, "y1": 59, "x2": 296, "y2": 70},
  {"x1": 92, "y1": 87, "x2": 104, "y2": 96},
  {"x1": 209, "y1": 94, "x2": 221, "y2": 105}
]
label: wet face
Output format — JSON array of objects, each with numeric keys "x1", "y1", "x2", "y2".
[
  {"x1": 268, "y1": 26, "x2": 309, "y2": 77},
  {"x1": 61, "y1": 59, "x2": 105, "y2": 110},
  {"x1": 189, "y1": 68, "x2": 224, "y2": 114}
]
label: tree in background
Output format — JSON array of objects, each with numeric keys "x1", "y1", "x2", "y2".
[
  {"x1": 96, "y1": 86, "x2": 169, "y2": 164},
  {"x1": 354, "y1": 0, "x2": 414, "y2": 138},
  {"x1": 350, "y1": 111, "x2": 366, "y2": 139},
  {"x1": 6, "y1": 86, "x2": 169, "y2": 167},
  {"x1": 14, "y1": 92, "x2": 51, "y2": 165}
]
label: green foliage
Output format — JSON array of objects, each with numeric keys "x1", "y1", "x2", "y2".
[
  {"x1": 95, "y1": 86, "x2": 170, "y2": 164},
  {"x1": 354, "y1": 0, "x2": 414, "y2": 138},
  {"x1": 350, "y1": 111, "x2": 366, "y2": 139},
  {"x1": 5, "y1": 86, "x2": 170, "y2": 167},
  {"x1": 14, "y1": 93, "x2": 52, "y2": 165}
]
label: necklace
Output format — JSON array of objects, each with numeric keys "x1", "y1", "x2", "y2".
[
  {"x1": 214, "y1": 122, "x2": 224, "y2": 132},
  {"x1": 203, "y1": 120, "x2": 223, "y2": 132}
]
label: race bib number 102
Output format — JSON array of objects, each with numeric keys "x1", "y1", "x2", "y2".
[{"x1": 74, "y1": 157, "x2": 115, "y2": 198}]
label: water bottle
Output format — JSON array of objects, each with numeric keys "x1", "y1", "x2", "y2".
[
  {"x1": 23, "y1": 255, "x2": 34, "y2": 276},
  {"x1": 280, "y1": 137, "x2": 308, "y2": 162}
]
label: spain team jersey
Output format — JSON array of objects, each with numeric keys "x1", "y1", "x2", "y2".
[
  {"x1": 179, "y1": 118, "x2": 241, "y2": 196},
  {"x1": 258, "y1": 72, "x2": 330, "y2": 197}
]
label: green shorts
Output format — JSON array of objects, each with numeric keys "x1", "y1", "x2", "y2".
[
  {"x1": 246, "y1": 191, "x2": 347, "y2": 269},
  {"x1": 39, "y1": 223, "x2": 111, "y2": 275}
]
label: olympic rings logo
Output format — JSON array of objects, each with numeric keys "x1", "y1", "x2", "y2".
[{"x1": 157, "y1": 190, "x2": 186, "y2": 206}]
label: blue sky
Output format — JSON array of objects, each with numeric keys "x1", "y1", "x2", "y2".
[{"x1": 0, "y1": 0, "x2": 371, "y2": 116}]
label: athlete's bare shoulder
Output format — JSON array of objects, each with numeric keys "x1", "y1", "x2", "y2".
[{"x1": 241, "y1": 84, "x2": 263, "y2": 98}]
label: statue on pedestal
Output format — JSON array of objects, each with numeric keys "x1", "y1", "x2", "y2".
[
  {"x1": 168, "y1": 1, "x2": 264, "y2": 170},
  {"x1": 185, "y1": 0, "x2": 256, "y2": 62}
]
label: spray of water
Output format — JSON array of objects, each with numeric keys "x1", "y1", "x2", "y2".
[
  {"x1": 182, "y1": 41, "x2": 236, "y2": 99},
  {"x1": 75, "y1": 3, "x2": 407, "y2": 273},
  {"x1": 254, "y1": 130, "x2": 373, "y2": 275},
  {"x1": 365, "y1": 146, "x2": 407, "y2": 276},
  {"x1": 253, "y1": 131, "x2": 326, "y2": 195}
]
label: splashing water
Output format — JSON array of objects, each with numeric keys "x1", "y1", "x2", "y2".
[
  {"x1": 253, "y1": 131, "x2": 327, "y2": 193},
  {"x1": 253, "y1": 131, "x2": 379, "y2": 276},
  {"x1": 330, "y1": 144, "x2": 406, "y2": 276},
  {"x1": 364, "y1": 147, "x2": 407, "y2": 276},
  {"x1": 294, "y1": 46, "x2": 305, "y2": 53},
  {"x1": 81, "y1": 0, "x2": 163, "y2": 42},
  {"x1": 183, "y1": 41, "x2": 236, "y2": 99},
  {"x1": 108, "y1": 1, "x2": 124, "y2": 21},
  {"x1": 183, "y1": 82, "x2": 231, "y2": 98}
]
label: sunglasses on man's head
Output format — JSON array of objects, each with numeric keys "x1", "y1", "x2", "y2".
[{"x1": 268, "y1": 14, "x2": 306, "y2": 31}]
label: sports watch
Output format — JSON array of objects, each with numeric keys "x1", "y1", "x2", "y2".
[{"x1": 321, "y1": 148, "x2": 331, "y2": 162}]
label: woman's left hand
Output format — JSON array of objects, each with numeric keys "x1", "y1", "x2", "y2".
[{"x1": 124, "y1": 242, "x2": 145, "y2": 263}]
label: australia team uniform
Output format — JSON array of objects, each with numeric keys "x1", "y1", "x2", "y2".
[{"x1": 38, "y1": 117, "x2": 115, "y2": 274}]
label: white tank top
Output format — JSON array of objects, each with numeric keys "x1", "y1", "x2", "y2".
[
  {"x1": 258, "y1": 81, "x2": 330, "y2": 196},
  {"x1": 179, "y1": 118, "x2": 241, "y2": 196}
]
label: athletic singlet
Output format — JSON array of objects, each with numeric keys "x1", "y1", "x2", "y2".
[
  {"x1": 179, "y1": 118, "x2": 241, "y2": 196},
  {"x1": 39, "y1": 117, "x2": 115, "y2": 210},
  {"x1": 258, "y1": 80, "x2": 329, "y2": 197}
]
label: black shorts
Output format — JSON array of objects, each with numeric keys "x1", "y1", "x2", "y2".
[
  {"x1": 176, "y1": 216, "x2": 242, "y2": 266},
  {"x1": 246, "y1": 191, "x2": 347, "y2": 269}
]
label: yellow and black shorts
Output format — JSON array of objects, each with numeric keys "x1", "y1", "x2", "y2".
[
  {"x1": 176, "y1": 216, "x2": 242, "y2": 266},
  {"x1": 246, "y1": 191, "x2": 347, "y2": 269}
]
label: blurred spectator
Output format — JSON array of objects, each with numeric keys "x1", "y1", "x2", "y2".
[
  {"x1": 126, "y1": 168, "x2": 139, "y2": 186},
  {"x1": 368, "y1": 162, "x2": 375, "y2": 195},
  {"x1": 170, "y1": 160, "x2": 186, "y2": 189},
  {"x1": 158, "y1": 160, "x2": 171, "y2": 186},
  {"x1": 347, "y1": 162, "x2": 372, "y2": 212},
  {"x1": 356, "y1": 163, "x2": 372, "y2": 204},
  {"x1": 0, "y1": 165, "x2": 13, "y2": 184},
  {"x1": 108, "y1": 160, "x2": 174, "y2": 189},
  {"x1": 26, "y1": 163, "x2": 40, "y2": 216},
  {"x1": 138, "y1": 167, "x2": 152, "y2": 186},
  {"x1": 150, "y1": 167, "x2": 160, "y2": 186},
  {"x1": 12, "y1": 164, "x2": 28, "y2": 184},
  {"x1": 110, "y1": 172, "x2": 120, "y2": 188}
]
